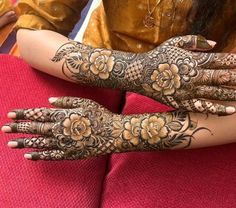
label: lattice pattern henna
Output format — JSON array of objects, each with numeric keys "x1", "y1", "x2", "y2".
[
  {"x1": 16, "y1": 122, "x2": 31, "y2": 133},
  {"x1": 125, "y1": 60, "x2": 143, "y2": 81},
  {"x1": 24, "y1": 108, "x2": 51, "y2": 121},
  {"x1": 21, "y1": 137, "x2": 58, "y2": 149}
]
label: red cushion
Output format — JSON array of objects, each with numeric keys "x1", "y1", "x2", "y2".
[
  {"x1": 100, "y1": 93, "x2": 236, "y2": 208},
  {"x1": 0, "y1": 54, "x2": 121, "y2": 207}
]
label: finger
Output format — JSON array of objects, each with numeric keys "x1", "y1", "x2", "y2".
[
  {"x1": 7, "y1": 108, "x2": 68, "y2": 122},
  {"x1": 8, "y1": 137, "x2": 58, "y2": 149},
  {"x1": 49, "y1": 97, "x2": 86, "y2": 108},
  {"x1": 24, "y1": 150, "x2": 65, "y2": 161},
  {"x1": 194, "y1": 86, "x2": 236, "y2": 101},
  {"x1": 195, "y1": 69, "x2": 236, "y2": 86},
  {"x1": 195, "y1": 52, "x2": 236, "y2": 69},
  {"x1": 2, "y1": 122, "x2": 54, "y2": 135},
  {"x1": 163, "y1": 35, "x2": 216, "y2": 51},
  {"x1": 49, "y1": 96, "x2": 101, "y2": 109},
  {"x1": 8, "y1": 108, "x2": 55, "y2": 122},
  {"x1": 180, "y1": 99, "x2": 235, "y2": 115}
]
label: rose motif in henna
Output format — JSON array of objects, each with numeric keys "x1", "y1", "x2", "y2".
[
  {"x1": 141, "y1": 116, "x2": 169, "y2": 144},
  {"x1": 151, "y1": 63, "x2": 181, "y2": 96},
  {"x1": 122, "y1": 117, "x2": 141, "y2": 146},
  {"x1": 62, "y1": 114, "x2": 92, "y2": 141},
  {"x1": 89, "y1": 49, "x2": 115, "y2": 79},
  {"x1": 176, "y1": 57, "x2": 197, "y2": 82}
]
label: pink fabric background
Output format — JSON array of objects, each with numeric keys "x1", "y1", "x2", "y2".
[
  {"x1": 0, "y1": 55, "x2": 236, "y2": 207},
  {"x1": 0, "y1": 54, "x2": 121, "y2": 207}
]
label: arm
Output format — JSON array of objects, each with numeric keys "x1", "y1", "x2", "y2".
[
  {"x1": 3, "y1": 97, "x2": 236, "y2": 161},
  {"x1": 17, "y1": 29, "x2": 236, "y2": 115}
]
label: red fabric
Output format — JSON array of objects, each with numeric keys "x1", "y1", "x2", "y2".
[
  {"x1": 100, "y1": 93, "x2": 236, "y2": 208},
  {"x1": 0, "y1": 54, "x2": 121, "y2": 208},
  {"x1": 1, "y1": 55, "x2": 236, "y2": 208},
  {"x1": 122, "y1": 92, "x2": 172, "y2": 114}
]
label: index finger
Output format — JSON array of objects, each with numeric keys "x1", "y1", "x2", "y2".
[{"x1": 194, "y1": 52, "x2": 236, "y2": 69}]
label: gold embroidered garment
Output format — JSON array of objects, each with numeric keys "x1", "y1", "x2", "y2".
[
  {"x1": 0, "y1": 0, "x2": 13, "y2": 16},
  {"x1": 15, "y1": 0, "x2": 236, "y2": 52}
]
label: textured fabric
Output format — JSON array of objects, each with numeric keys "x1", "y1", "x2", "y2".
[
  {"x1": 0, "y1": 0, "x2": 15, "y2": 48},
  {"x1": 15, "y1": 0, "x2": 88, "y2": 35},
  {"x1": 44, "y1": 0, "x2": 236, "y2": 52},
  {"x1": 0, "y1": 54, "x2": 121, "y2": 208},
  {"x1": 13, "y1": 0, "x2": 236, "y2": 52},
  {"x1": 100, "y1": 92, "x2": 236, "y2": 208},
  {"x1": 0, "y1": 30, "x2": 16, "y2": 53},
  {"x1": 0, "y1": 0, "x2": 13, "y2": 16}
]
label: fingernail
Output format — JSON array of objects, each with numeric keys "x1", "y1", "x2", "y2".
[
  {"x1": 49, "y1": 97, "x2": 58, "y2": 104},
  {"x1": 24, "y1": 154, "x2": 32, "y2": 160},
  {"x1": 1, "y1": 126, "x2": 12, "y2": 133},
  {"x1": 8, "y1": 141, "x2": 18, "y2": 148},
  {"x1": 207, "y1": 40, "x2": 216, "y2": 47},
  {"x1": 7, "y1": 112, "x2": 17, "y2": 119},
  {"x1": 8, "y1": 11, "x2": 15, "y2": 15},
  {"x1": 226, "y1": 106, "x2": 235, "y2": 114}
]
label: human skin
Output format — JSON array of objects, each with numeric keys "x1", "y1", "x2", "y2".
[
  {"x1": 2, "y1": 96, "x2": 236, "y2": 161},
  {"x1": 2, "y1": 29, "x2": 236, "y2": 161},
  {"x1": 15, "y1": 30, "x2": 236, "y2": 115},
  {"x1": 0, "y1": 11, "x2": 17, "y2": 28}
]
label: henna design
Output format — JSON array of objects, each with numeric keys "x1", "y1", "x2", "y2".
[
  {"x1": 12, "y1": 137, "x2": 58, "y2": 149},
  {"x1": 6, "y1": 97, "x2": 210, "y2": 161},
  {"x1": 8, "y1": 122, "x2": 54, "y2": 135},
  {"x1": 51, "y1": 41, "x2": 143, "y2": 89},
  {"x1": 51, "y1": 35, "x2": 236, "y2": 115}
]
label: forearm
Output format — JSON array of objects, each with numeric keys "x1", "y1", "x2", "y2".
[
  {"x1": 17, "y1": 29, "x2": 236, "y2": 116},
  {"x1": 112, "y1": 111, "x2": 236, "y2": 153},
  {"x1": 17, "y1": 29, "x2": 144, "y2": 91}
]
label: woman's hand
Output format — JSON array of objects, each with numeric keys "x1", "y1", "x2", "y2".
[
  {"x1": 3, "y1": 97, "x2": 115, "y2": 160},
  {"x1": 50, "y1": 34, "x2": 236, "y2": 115},
  {"x1": 17, "y1": 30, "x2": 236, "y2": 115},
  {"x1": 139, "y1": 35, "x2": 236, "y2": 115},
  {"x1": 3, "y1": 96, "x2": 236, "y2": 161}
]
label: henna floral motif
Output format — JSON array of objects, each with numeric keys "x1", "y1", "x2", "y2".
[
  {"x1": 151, "y1": 63, "x2": 181, "y2": 95},
  {"x1": 89, "y1": 49, "x2": 115, "y2": 79},
  {"x1": 6, "y1": 97, "x2": 210, "y2": 161},
  {"x1": 141, "y1": 116, "x2": 169, "y2": 144},
  {"x1": 62, "y1": 113, "x2": 91, "y2": 141},
  {"x1": 51, "y1": 35, "x2": 236, "y2": 115},
  {"x1": 122, "y1": 117, "x2": 141, "y2": 146},
  {"x1": 176, "y1": 57, "x2": 197, "y2": 82}
]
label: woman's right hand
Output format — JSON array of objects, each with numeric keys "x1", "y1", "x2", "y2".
[{"x1": 137, "y1": 35, "x2": 236, "y2": 115}]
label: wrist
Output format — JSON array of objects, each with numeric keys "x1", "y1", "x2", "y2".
[{"x1": 111, "y1": 111, "x2": 202, "y2": 152}]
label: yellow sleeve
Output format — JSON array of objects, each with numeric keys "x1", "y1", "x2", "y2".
[{"x1": 15, "y1": 0, "x2": 89, "y2": 35}]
